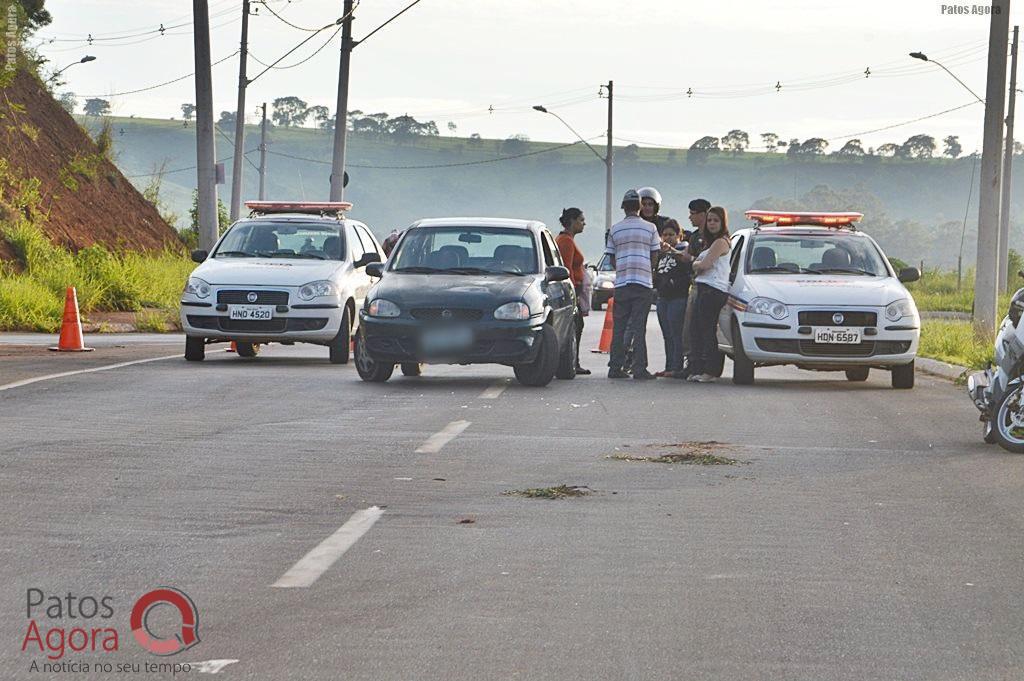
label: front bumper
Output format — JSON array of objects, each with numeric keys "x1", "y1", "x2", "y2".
[
  {"x1": 180, "y1": 286, "x2": 344, "y2": 344},
  {"x1": 360, "y1": 314, "x2": 545, "y2": 365},
  {"x1": 592, "y1": 287, "x2": 613, "y2": 309}
]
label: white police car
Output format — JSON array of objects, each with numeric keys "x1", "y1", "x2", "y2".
[
  {"x1": 717, "y1": 211, "x2": 921, "y2": 388},
  {"x1": 180, "y1": 201, "x2": 383, "y2": 363}
]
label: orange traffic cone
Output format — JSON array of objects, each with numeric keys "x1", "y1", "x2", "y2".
[
  {"x1": 591, "y1": 297, "x2": 614, "y2": 354},
  {"x1": 228, "y1": 341, "x2": 237, "y2": 353},
  {"x1": 49, "y1": 287, "x2": 94, "y2": 352}
]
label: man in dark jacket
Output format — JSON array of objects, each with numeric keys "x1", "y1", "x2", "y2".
[{"x1": 654, "y1": 219, "x2": 694, "y2": 376}]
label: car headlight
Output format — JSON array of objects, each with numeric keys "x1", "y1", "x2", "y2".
[
  {"x1": 367, "y1": 299, "x2": 401, "y2": 318},
  {"x1": 598, "y1": 279, "x2": 615, "y2": 289},
  {"x1": 885, "y1": 298, "x2": 916, "y2": 322},
  {"x1": 183, "y1": 277, "x2": 211, "y2": 299},
  {"x1": 494, "y1": 302, "x2": 530, "y2": 320},
  {"x1": 748, "y1": 297, "x2": 789, "y2": 320},
  {"x1": 298, "y1": 280, "x2": 338, "y2": 301}
]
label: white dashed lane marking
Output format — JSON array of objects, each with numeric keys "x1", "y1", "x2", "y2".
[
  {"x1": 479, "y1": 379, "x2": 509, "y2": 399},
  {"x1": 415, "y1": 420, "x2": 471, "y2": 453},
  {"x1": 272, "y1": 506, "x2": 385, "y2": 588}
]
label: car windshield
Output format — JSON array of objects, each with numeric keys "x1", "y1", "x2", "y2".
[
  {"x1": 389, "y1": 226, "x2": 539, "y2": 275},
  {"x1": 745, "y1": 233, "x2": 890, "y2": 276},
  {"x1": 213, "y1": 221, "x2": 345, "y2": 260},
  {"x1": 596, "y1": 254, "x2": 614, "y2": 272}
]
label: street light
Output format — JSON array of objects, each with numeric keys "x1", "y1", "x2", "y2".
[
  {"x1": 909, "y1": 51, "x2": 985, "y2": 103},
  {"x1": 50, "y1": 55, "x2": 97, "y2": 81}
]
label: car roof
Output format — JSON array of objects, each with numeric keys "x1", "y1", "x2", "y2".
[{"x1": 409, "y1": 217, "x2": 546, "y2": 231}]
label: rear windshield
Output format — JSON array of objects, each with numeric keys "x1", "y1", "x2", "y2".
[
  {"x1": 213, "y1": 221, "x2": 345, "y2": 260},
  {"x1": 389, "y1": 226, "x2": 539, "y2": 275},
  {"x1": 745, "y1": 233, "x2": 891, "y2": 277}
]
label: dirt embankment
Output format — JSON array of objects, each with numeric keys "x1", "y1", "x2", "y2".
[{"x1": 0, "y1": 69, "x2": 181, "y2": 260}]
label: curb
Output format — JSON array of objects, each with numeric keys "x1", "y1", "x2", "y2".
[{"x1": 916, "y1": 356, "x2": 970, "y2": 382}]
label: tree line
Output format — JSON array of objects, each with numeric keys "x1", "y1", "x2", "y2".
[{"x1": 688, "y1": 130, "x2": 975, "y2": 162}]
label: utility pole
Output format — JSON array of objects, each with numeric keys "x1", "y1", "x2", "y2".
[
  {"x1": 229, "y1": 0, "x2": 251, "y2": 222},
  {"x1": 193, "y1": 0, "x2": 218, "y2": 251},
  {"x1": 329, "y1": 0, "x2": 355, "y2": 202},
  {"x1": 604, "y1": 80, "x2": 614, "y2": 239},
  {"x1": 259, "y1": 102, "x2": 268, "y2": 200},
  {"x1": 999, "y1": 24, "x2": 1019, "y2": 293},
  {"x1": 975, "y1": 0, "x2": 1011, "y2": 337}
]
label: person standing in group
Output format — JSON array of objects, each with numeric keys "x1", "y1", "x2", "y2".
[
  {"x1": 678, "y1": 198, "x2": 711, "y2": 377},
  {"x1": 555, "y1": 207, "x2": 591, "y2": 376},
  {"x1": 653, "y1": 219, "x2": 693, "y2": 377},
  {"x1": 688, "y1": 206, "x2": 731, "y2": 383},
  {"x1": 638, "y1": 187, "x2": 673, "y2": 232},
  {"x1": 604, "y1": 189, "x2": 661, "y2": 380},
  {"x1": 381, "y1": 228, "x2": 402, "y2": 257}
]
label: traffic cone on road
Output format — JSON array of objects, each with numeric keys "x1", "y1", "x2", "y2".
[
  {"x1": 591, "y1": 298, "x2": 614, "y2": 354},
  {"x1": 228, "y1": 341, "x2": 237, "y2": 353},
  {"x1": 49, "y1": 287, "x2": 93, "y2": 352}
]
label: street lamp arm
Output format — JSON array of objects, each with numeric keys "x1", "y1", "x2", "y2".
[
  {"x1": 909, "y1": 52, "x2": 985, "y2": 104},
  {"x1": 534, "y1": 106, "x2": 605, "y2": 162}
]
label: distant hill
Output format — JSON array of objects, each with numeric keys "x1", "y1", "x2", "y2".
[{"x1": 90, "y1": 115, "x2": 1023, "y2": 269}]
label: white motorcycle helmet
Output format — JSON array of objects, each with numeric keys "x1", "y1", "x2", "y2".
[{"x1": 637, "y1": 187, "x2": 663, "y2": 212}]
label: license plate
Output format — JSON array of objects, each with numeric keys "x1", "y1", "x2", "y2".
[
  {"x1": 813, "y1": 327, "x2": 861, "y2": 344},
  {"x1": 421, "y1": 326, "x2": 474, "y2": 354},
  {"x1": 228, "y1": 305, "x2": 274, "y2": 321}
]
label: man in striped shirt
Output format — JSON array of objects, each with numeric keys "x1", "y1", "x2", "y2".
[{"x1": 604, "y1": 188, "x2": 661, "y2": 380}]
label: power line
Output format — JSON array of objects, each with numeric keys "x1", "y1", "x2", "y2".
[
  {"x1": 78, "y1": 50, "x2": 240, "y2": 98},
  {"x1": 827, "y1": 101, "x2": 982, "y2": 141},
  {"x1": 359, "y1": 0, "x2": 424, "y2": 45},
  {"x1": 248, "y1": 25, "x2": 342, "y2": 71},
  {"x1": 255, "y1": 0, "x2": 320, "y2": 32},
  {"x1": 247, "y1": 4, "x2": 357, "y2": 84},
  {"x1": 125, "y1": 148, "x2": 260, "y2": 179}
]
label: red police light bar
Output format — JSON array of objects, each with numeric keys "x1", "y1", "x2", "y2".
[
  {"x1": 745, "y1": 210, "x2": 863, "y2": 226},
  {"x1": 245, "y1": 201, "x2": 353, "y2": 215}
]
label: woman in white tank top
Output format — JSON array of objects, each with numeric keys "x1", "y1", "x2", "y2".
[{"x1": 688, "y1": 207, "x2": 731, "y2": 382}]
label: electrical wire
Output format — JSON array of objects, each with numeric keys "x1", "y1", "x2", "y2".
[
  {"x1": 248, "y1": 24, "x2": 342, "y2": 71},
  {"x1": 246, "y1": 3, "x2": 357, "y2": 84},
  {"x1": 216, "y1": 126, "x2": 262, "y2": 171},
  {"x1": 78, "y1": 50, "x2": 240, "y2": 98},
  {"x1": 358, "y1": 0, "x2": 424, "y2": 45},
  {"x1": 254, "y1": 0, "x2": 321, "y2": 32},
  {"x1": 125, "y1": 148, "x2": 260, "y2": 178},
  {"x1": 827, "y1": 101, "x2": 982, "y2": 141}
]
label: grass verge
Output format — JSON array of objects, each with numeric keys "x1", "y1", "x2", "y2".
[{"x1": 917, "y1": 320, "x2": 992, "y2": 369}]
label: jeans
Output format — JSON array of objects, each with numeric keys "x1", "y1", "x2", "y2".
[
  {"x1": 573, "y1": 285, "x2": 585, "y2": 367},
  {"x1": 680, "y1": 286, "x2": 698, "y2": 360},
  {"x1": 689, "y1": 283, "x2": 727, "y2": 376},
  {"x1": 656, "y1": 296, "x2": 687, "y2": 372},
  {"x1": 609, "y1": 284, "x2": 653, "y2": 374}
]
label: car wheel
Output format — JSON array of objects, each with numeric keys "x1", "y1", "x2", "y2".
[
  {"x1": 731, "y1": 320, "x2": 754, "y2": 385},
  {"x1": 845, "y1": 367, "x2": 869, "y2": 382},
  {"x1": 514, "y1": 325, "x2": 559, "y2": 387},
  {"x1": 555, "y1": 324, "x2": 577, "y2": 380},
  {"x1": 236, "y1": 342, "x2": 260, "y2": 358},
  {"x1": 354, "y1": 332, "x2": 394, "y2": 383},
  {"x1": 891, "y1": 361, "x2": 915, "y2": 389},
  {"x1": 994, "y1": 383, "x2": 1024, "y2": 453},
  {"x1": 401, "y1": 362, "x2": 422, "y2": 377},
  {"x1": 329, "y1": 307, "x2": 352, "y2": 365},
  {"x1": 185, "y1": 336, "x2": 205, "y2": 362}
]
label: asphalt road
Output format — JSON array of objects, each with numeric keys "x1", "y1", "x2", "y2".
[{"x1": 1, "y1": 318, "x2": 1021, "y2": 681}]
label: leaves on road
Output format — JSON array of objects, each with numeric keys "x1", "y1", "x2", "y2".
[
  {"x1": 502, "y1": 485, "x2": 594, "y2": 499},
  {"x1": 608, "y1": 441, "x2": 744, "y2": 466}
]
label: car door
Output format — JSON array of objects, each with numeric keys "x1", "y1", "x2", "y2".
[
  {"x1": 539, "y1": 230, "x2": 574, "y2": 339},
  {"x1": 347, "y1": 223, "x2": 372, "y2": 310},
  {"x1": 717, "y1": 232, "x2": 746, "y2": 350}
]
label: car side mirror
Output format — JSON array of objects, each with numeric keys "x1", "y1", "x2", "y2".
[
  {"x1": 586, "y1": 263, "x2": 597, "y2": 271},
  {"x1": 898, "y1": 267, "x2": 921, "y2": 283},
  {"x1": 365, "y1": 262, "x2": 384, "y2": 278},
  {"x1": 545, "y1": 265, "x2": 570, "y2": 283},
  {"x1": 355, "y1": 252, "x2": 381, "y2": 269},
  {"x1": 191, "y1": 249, "x2": 208, "y2": 263}
]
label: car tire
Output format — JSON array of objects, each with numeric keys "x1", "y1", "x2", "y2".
[
  {"x1": 185, "y1": 336, "x2": 205, "y2": 362},
  {"x1": 731, "y1": 320, "x2": 754, "y2": 385},
  {"x1": 891, "y1": 361, "x2": 915, "y2": 389},
  {"x1": 236, "y1": 342, "x2": 260, "y2": 358},
  {"x1": 845, "y1": 367, "x2": 870, "y2": 382},
  {"x1": 514, "y1": 325, "x2": 559, "y2": 387},
  {"x1": 401, "y1": 362, "x2": 422, "y2": 377},
  {"x1": 354, "y1": 332, "x2": 394, "y2": 383},
  {"x1": 555, "y1": 324, "x2": 577, "y2": 380},
  {"x1": 993, "y1": 383, "x2": 1024, "y2": 453},
  {"x1": 329, "y1": 308, "x2": 352, "y2": 365}
]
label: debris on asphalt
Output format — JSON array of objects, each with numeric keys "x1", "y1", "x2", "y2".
[
  {"x1": 457, "y1": 518, "x2": 475, "y2": 524},
  {"x1": 433, "y1": 478, "x2": 446, "y2": 482},
  {"x1": 608, "y1": 441, "x2": 743, "y2": 466},
  {"x1": 502, "y1": 485, "x2": 594, "y2": 499}
]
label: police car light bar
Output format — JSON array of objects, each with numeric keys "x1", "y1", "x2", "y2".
[
  {"x1": 745, "y1": 210, "x2": 863, "y2": 227},
  {"x1": 244, "y1": 201, "x2": 353, "y2": 216}
]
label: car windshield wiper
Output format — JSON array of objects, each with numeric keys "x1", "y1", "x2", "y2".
[
  {"x1": 291, "y1": 252, "x2": 327, "y2": 260},
  {"x1": 497, "y1": 269, "x2": 527, "y2": 276},
  {"x1": 443, "y1": 267, "x2": 495, "y2": 275},
  {"x1": 749, "y1": 265, "x2": 802, "y2": 274},
  {"x1": 816, "y1": 267, "x2": 877, "y2": 276},
  {"x1": 216, "y1": 250, "x2": 256, "y2": 257},
  {"x1": 392, "y1": 266, "x2": 442, "y2": 273}
]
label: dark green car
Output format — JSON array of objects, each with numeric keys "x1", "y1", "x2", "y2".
[{"x1": 356, "y1": 218, "x2": 578, "y2": 387}]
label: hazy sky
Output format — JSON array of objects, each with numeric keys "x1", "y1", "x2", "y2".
[{"x1": 33, "y1": 0, "x2": 1024, "y2": 153}]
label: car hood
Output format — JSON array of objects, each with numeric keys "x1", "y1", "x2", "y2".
[
  {"x1": 740, "y1": 275, "x2": 910, "y2": 307},
  {"x1": 370, "y1": 274, "x2": 534, "y2": 307},
  {"x1": 193, "y1": 258, "x2": 345, "y2": 286}
]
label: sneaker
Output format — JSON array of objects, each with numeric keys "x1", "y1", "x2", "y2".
[
  {"x1": 686, "y1": 374, "x2": 702, "y2": 382},
  {"x1": 633, "y1": 371, "x2": 657, "y2": 380},
  {"x1": 607, "y1": 369, "x2": 629, "y2": 379},
  {"x1": 654, "y1": 370, "x2": 671, "y2": 378},
  {"x1": 693, "y1": 373, "x2": 716, "y2": 383},
  {"x1": 575, "y1": 366, "x2": 592, "y2": 376}
]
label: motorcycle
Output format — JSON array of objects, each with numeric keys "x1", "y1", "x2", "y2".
[{"x1": 967, "y1": 274, "x2": 1024, "y2": 452}]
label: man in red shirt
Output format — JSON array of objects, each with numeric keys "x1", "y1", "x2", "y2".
[{"x1": 555, "y1": 207, "x2": 590, "y2": 375}]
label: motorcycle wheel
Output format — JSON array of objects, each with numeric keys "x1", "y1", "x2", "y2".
[
  {"x1": 983, "y1": 419, "x2": 998, "y2": 444},
  {"x1": 993, "y1": 384, "x2": 1024, "y2": 453}
]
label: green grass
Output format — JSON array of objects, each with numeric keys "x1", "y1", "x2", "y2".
[
  {"x1": 906, "y1": 268, "x2": 1013, "y2": 313},
  {"x1": 918, "y1": 320, "x2": 993, "y2": 369}
]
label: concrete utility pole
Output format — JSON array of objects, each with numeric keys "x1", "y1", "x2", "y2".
[
  {"x1": 999, "y1": 24, "x2": 1019, "y2": 293},
  {"x1": 193, "y1": 0, "x2": 219, "y2": 251},
  {"x1": 975, "y1": 0, "x2": 1011, "y2": 337},
  {"x1": 229, "y1": 0, "x2": 251, "y2": 222},
  {"x1": 259, "y1": 102, "x2": 268, "y2": 200},
  {"x1": 328, "y1": 0, "x2": 355, "y2": 202},
  {"x1": 605, "y1": 80, "x2": 614, "y2": 239}
]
